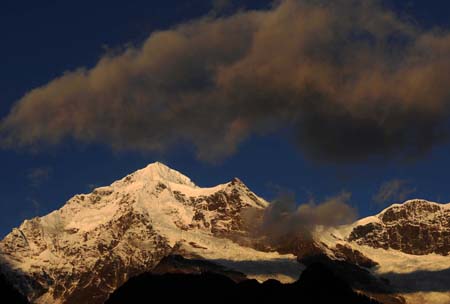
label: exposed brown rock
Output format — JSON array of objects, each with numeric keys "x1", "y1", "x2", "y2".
[{"x1": 349, "y1": 200, "x2": 450, "y2": 255}]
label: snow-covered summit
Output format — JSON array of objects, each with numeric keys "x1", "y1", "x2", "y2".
[
  {"x1": 378, "y1": 198, "x2": 450, "y2": 215},
  {"x1": 0, "y1": 162, "x2": 289, "y2": 304},
  {"x1": 2, "y1": 162, "x2": 450, "y2": 304},
  {"x1": 127, "y1": 162, "x2": 197, "y2": 188}
]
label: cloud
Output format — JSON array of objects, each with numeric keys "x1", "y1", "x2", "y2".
[
  {"x1": 258, "y1": 191, "x2": 356, "y2": 242},
  {"x1": 87, "y1": 183, "x2": 100, "y2": 191},
  {"x1": 27, "y1": 167, "x2": 51, "y2": 187},
  {"x1": 373, "y1": 179, "x2": 416, "y2": 205},
  {"x1": 211, "y1": 0, "x2": 232, "y2": 14},
  {"x1": 26, "y1": 197, "x2": 41, "y2": 216},
  {"x1": 2, "y1": 0, "x2": 450, "y2": 162}
]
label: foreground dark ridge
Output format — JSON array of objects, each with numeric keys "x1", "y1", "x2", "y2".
[{"x1": 106, "y1": 262, "x2": 381, "y2": 304}]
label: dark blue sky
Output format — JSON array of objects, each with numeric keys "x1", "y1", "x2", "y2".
[{"x1": 1, "y1": 0, "x2": 450, "y2": 237}]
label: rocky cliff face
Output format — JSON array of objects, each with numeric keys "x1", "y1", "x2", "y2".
[
  {"x1": 0, "y1": 200, "x2": 172, "y2": 304},
  {"x1": 0, "y1": 162, "x2": 301, "y2": 304},
  {"x1": 1, "y1": 163, "x2": 450, "y2": 304},
  {"x1": 348, "y1": 199, "x2": 450, "y2": 255}
]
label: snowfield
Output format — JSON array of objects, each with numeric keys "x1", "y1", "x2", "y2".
[{"x1": 1, "y1": 163, "x2": 449, "y2": 304}]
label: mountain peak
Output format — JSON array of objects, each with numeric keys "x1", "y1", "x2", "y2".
[
  {"x1": 378, "y1": 198, "x2": 450, "y2": 216},
  {"x1": 400, "y1": 198, "x2": 450, "y2": 209},
  {"x1": 0, "y1": 162, "x2": 282, "y2": 304},
  {"x1": 346, "y1": 198, "x2": 450, "y2": 256},
  {"x1": 133, "y1": 162, "x2": 197, "y2": 187}
]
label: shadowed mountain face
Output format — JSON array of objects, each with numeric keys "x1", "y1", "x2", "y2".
[
  {"x1": 297, "y1": 255, "x2": 404, "y2": 304},
  {"x1": 106, "y1": 262, "x2": 381, "y2": 304},
  {"x1": 133, "y1": 254, "x2": 402, "y2": 304},
  {"x1": 0, "y1": 270, "x2": 29, "y2": 304},
  {"x1": 151, "y1": 254, "x2": 247, "y2": 282}
]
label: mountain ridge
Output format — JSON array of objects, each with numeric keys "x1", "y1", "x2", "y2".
[
  {"x1": 105, "y1": 259, "x2": 382, "y2": 304},
  {"x1": 0, "y1": 162, "x2": 295, "y2": 304},
  {"x1": 346, "y1": 199, "x2": 450, "y2": 255},
  {"x1": 1, "y1": 162, "x2": 449, "y2": 304}
]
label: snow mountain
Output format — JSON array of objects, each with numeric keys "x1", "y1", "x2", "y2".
[
  {"x1": 319, "y1": 199, "x2": 450, "y2": 304},
  {"x1": 1, "y1": 163, "x2": 450, "y2": 304},
  {"x1": 0, "y1": 162, "x2": 300, "y2": 304},
  {"x1": 347, "y1": 199, "x2": 450, "y2": 255}
]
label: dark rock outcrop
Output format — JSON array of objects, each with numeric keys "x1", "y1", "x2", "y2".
[
  {"x1": 334, "y1": 243, "x2": 379, "y2": 268},
  {"x1": 349, "y1": 200, "x2": 450, "y2": 255},
  {"x1": 151, "y1": 254, "x2": 247, "y2": 282}
]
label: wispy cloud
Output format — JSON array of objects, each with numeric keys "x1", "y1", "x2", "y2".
[
  {"x1": 211, "y1": 0, "x2": 232, "y2": 14},
  {"x1": 373, "y1": 179, "x2": 416, "y2": 206},
  {"x1": 87, "y1": 183, "x2": 99, "y2": 191},
  {"x1": 26, "y1": 197, "x2": 41, "y2": 216},
  {"x1": 1, "y1": 0, "x2": 450, "y2": 162},
  {"x1": 27, "y1": 167, "x2": 52, "y2": 187}
]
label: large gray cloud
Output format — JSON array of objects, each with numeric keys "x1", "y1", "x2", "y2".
[
  {"x1": 240, "y1": 191, "x2": 356, "y2": 248},
  {"x1": 2, "y1": 0, "x2": 450, "y2": 162},
  {"x1": 261, "y1": 191, "x2": 356, "y2": 238}
]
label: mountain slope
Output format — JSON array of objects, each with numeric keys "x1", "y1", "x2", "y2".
[
  {"x1": 0, "y1": 162, "x2": 300, "y2": 304},
  {"x1": 1, "y1": 163, "x2": 450, "y2": 304},
  {"x1": 318, "y1": 199, "x2": 450, "y2": 304},
  {"x1": 347, "y1": 199, "x2": 450, "y2": 255}
]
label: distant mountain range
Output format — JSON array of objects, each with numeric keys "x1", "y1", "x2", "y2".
[{"x1": 1, "y1": 162, "x2": 449, "y2": 304}]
